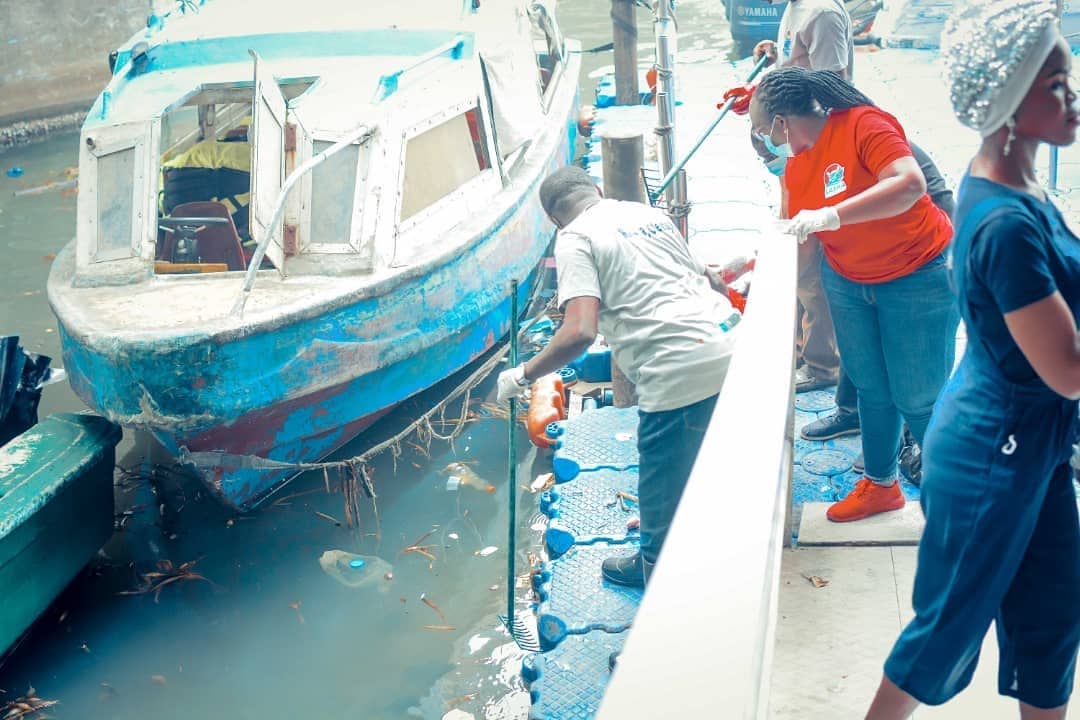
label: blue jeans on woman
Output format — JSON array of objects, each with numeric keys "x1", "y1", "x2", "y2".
[{"x1": 820, "y1": 253, "x2": 958, "y2": 482}]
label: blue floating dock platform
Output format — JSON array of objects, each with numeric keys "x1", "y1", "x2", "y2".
[{"x1": 549, "y1": 406, "x2": 639, "y2": 482}]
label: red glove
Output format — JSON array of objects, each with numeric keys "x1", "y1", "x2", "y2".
[
  {"x1": 728, "y1": 288, "x2": 747, "y2": 314},
  {"x1": 720, "y1": 84, "x2": 755, "y2": 116}
]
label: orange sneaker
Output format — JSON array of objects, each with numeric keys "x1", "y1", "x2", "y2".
[{"x1": 826, "y1": 478, "x2": 905, "y2": 523}]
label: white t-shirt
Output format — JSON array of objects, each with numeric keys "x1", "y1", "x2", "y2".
[
  {"x1": 554, "y1": 199, "x2": 738, "y2": 413},
  {"x1": 777, "y1": 0, "x2": 854, "y2": 79}
]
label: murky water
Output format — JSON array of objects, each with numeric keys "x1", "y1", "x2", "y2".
[{"x1": 0, "y1": 3, "x2": 730, "y2": 719}]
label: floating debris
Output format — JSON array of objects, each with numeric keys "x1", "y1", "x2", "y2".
[
  {"x1": 399, "y1": 528, "x2": 439, "y2": 568},
  {"x1": 151, "y1": 675, "x2": 167, "y2": 685},
  {"x1": 80, "y1": 643, "x2": 91, "y2": 654},
  {"x1": 0, "y1": 687, "x2": 57, "y2": 719},
  {"x1": 289, "y1": 601, "x2": 305, "y2": 625},
  {"x1": 420, "y1": 593, "x2": 449, "y2": 624},
  {"x1": 447, "y1": 533, "x2": 460, "y2": 541},
  {"x1": 530, "y1": 473, "x2": 555, "y2": 493},
  {"x1": 314, "y1": 510, "x2": 342, "y2": 527},
  {"x1": 318, "y1": 550, "x2": 393, "y2": 592},
  {"x1": 118, "y1": 557, "x2": 217, "y2": 603},
  {"x1": 475, "y1": 546, "x2": 498, "y2": 557},
  {"x1": 441, "y1": 462, "x2": 495, "y2": 493},
  {"x1": 422, "y1": 625, "x2": 456, "y2": 632}
]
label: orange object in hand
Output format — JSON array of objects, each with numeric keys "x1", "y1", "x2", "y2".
[
  {"x1": 720, "y1": 84, "x2": 755, "y2": 116},
  {"x1": 527, "y1": 373, "x2": 566, "y2": 448}
]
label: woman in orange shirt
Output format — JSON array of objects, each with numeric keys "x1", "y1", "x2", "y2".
[{"x1": 748, "y1": 68, "x2": 957, "y2": 522}]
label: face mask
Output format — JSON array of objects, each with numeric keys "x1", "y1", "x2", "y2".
[
  {"x1": 763, "y1": 117, "x2": 795, "y2": 158},
  {"x1": 765, "y1": 155, "x2": 787, "y2": 176}
]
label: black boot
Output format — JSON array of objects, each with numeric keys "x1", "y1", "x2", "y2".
[{"x1": 601, "y1": 552, "x2": 646, "y2": 587}]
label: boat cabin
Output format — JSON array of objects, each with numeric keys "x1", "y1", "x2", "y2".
[{"x1": 72, "y1": 1, "x2": 570, "y2": 287}]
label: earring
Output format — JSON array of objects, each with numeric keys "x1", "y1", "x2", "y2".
[{"x1": 1003, "y1": 117, "x2": 1016, "y2": 157}]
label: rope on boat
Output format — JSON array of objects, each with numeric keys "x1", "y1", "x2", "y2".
[{"x1": 177, "y1": 287, "x2": 556, "y2": 528}]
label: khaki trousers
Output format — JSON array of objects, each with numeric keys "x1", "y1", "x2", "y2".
[{"x1": 796, "y1": 235, "x2": 840, "y2": 379}]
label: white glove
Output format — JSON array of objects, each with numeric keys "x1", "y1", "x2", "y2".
[
  {"x1": 496, "y1": 364, "x2": 529, "y2": 403},
  {"x1": 782, "y1": 207, "x2": 841, "y2": 244}
]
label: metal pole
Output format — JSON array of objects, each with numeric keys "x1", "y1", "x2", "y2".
[
  {"x1": 612, "y1": 0, "x2": 640, "y2": 105},
  {"x1": 653, "y1": 0, "x2": 688, "y2": 236}
]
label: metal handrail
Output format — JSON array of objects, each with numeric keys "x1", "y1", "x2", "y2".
[
  {"x1": 233, "y1": 124, "x2": 373, "y2": 316},
  {"x1": 596, "y1": 227, "x2": 797, "y2": 719}
]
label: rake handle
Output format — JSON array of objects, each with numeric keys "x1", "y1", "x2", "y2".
[{"x1": 507, "y1": 279, "x2": 519, "y2": 634}]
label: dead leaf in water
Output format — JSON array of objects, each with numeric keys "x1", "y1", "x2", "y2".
[
  {"x1": 151, "y1": 675, "x2": 167, "y2": 685},
  {"x1": 804, "y1": 575, "x2": 829, "y2": 588},
  {"x1": 422, "y1": 624, "x2": 456, "y2": 632},
  {"x1": 41, "y1": 253, "x2": 56, "y2": 263}
]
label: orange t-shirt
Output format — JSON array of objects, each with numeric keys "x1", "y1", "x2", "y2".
[{"x1": 784, "y1": 106, "x2": 953, "y2": 284}]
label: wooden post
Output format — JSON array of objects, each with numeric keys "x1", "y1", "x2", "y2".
[
  {"x1": 601, "y1": 133, "x2": 647, "y2": 204},
  {"x1": 612, "y1": 0, "x2": 640, "y2": 106},
  {"x1": 601, "y1": 132, "x2": 643, "y2": 407}
]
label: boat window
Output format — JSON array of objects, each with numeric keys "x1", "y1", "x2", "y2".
[
  {"x1": 95, "y1": 147, "x2": 137, "y2": 262},
  {"x1": 309, "y1": 139, "x2": 360, "y2": 245},
  {"x1": 400, "y1": 107, "x2": 489, "y2": 222},
  {"x1": 155, "y1": 105, "x2": 255, "y2": 274}
]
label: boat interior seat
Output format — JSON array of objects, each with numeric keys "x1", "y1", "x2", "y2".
[{"x1": 159, "y1": 201, "x2": 247, "y2": 271}]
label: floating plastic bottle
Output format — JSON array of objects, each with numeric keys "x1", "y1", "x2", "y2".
[
  {"x1": 527, "y1": 373, "x2": 566, "y2": 448},
  {"x1": 318, "y1": 550, "x2": 392, "y2": 591},
  {"x1": 442, "y1": 461, "x2": 495, "y2": 493}
]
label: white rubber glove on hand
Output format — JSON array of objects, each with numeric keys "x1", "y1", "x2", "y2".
[
  {"x1": 496, "y1": 364, "x2": 529, "y2": 403},
  {"x1": 783, "y1": 207, "x2": 841, "y2": 244}
]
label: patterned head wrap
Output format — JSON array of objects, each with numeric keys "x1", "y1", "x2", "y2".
[{"x1": 942, "y1": 0, "x2": 1061, "y2": 137}]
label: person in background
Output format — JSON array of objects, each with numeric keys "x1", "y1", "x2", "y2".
[
  {"x1": 728, "y1": 0, "x2": 858, "y2": 432},
  {"x1": 748, "y1": 68, "x2": 956, "y2": 522},
  {"x1": 496, "y1": 166, "x2": 738, "y2": 588},
  {"x1": 867, "y1": 2, "x2": 1080, "y2": 717}
]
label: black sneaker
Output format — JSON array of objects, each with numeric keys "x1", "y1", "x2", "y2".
[
  {"x1": 601, "y1": 553, "x2": 646, "y2": 587},
  {"x1": 801, "y1": 410, "x2": 860, "y2": 441},
  {"x1": 899, "y1": 435, "x2": 922, "y2": 486}
]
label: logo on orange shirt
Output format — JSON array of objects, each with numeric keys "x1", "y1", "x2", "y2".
[{"x1": 823, "y1": 163, "x2": 847, "y2": 198}]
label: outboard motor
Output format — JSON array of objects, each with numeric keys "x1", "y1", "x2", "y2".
[{"x1": 0, "y1": 336, "x2": 61, "y2": 447}]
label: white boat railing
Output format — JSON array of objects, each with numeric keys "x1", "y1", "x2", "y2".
[
  {"x1": 595, "y1": 227, "x2": 798, "y2": 719},
  {"x1": 233, "y1": 123, "x2": 373, "y2": 316}
]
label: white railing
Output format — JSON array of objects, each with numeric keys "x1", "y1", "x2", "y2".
[{"x1": 596, "y1": 227, "x2": 798, "y2": 719}]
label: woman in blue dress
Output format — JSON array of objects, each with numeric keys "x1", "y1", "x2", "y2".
[{"x1": 866, "y1": 1, "x2": 1080, "y2": 717}]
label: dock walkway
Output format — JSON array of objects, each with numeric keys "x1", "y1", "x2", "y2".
[{"x1": 577, "y1": 20, "x2": 1080, "y2": 718}]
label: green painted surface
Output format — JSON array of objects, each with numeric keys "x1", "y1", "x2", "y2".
[{"x1": 0, "y1": 413, "x2": 121, "y2": 655}]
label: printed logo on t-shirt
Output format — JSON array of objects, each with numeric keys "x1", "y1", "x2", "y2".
[
  {"x1": 782, "y1": 35, "x2": 792, "y2": 59},
  {"x1": 823, "y1": 163, "x2": 847, "y2": 198}
]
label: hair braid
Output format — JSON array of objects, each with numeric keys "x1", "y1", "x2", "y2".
[{"x1": 757, "y1": 68, "x2": 875, "y2": 118}]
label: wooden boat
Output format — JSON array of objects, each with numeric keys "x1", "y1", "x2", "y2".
[
  {"x1": 47, "y1": 0, "x2": 581, "y2": 510},
  {"x1": 0, "y1": 413, "x2": 120, "y2": 659}
]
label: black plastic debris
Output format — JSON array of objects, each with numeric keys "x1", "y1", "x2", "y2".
[{"x1": 0, "y1": 335, "x2": 58, "y2": 447}]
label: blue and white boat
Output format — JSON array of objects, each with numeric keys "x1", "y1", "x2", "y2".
[{"x1": 47, "y1": 0, "x2": 581, "y2": 511}]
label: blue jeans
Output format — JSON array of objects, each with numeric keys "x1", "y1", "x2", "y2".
[
  {"x1": 637, "y1": 393, "x2": 718, "y2": 564},
  {"x1": 820, "y1": 254, "x2": 958, "y2": 481}
]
